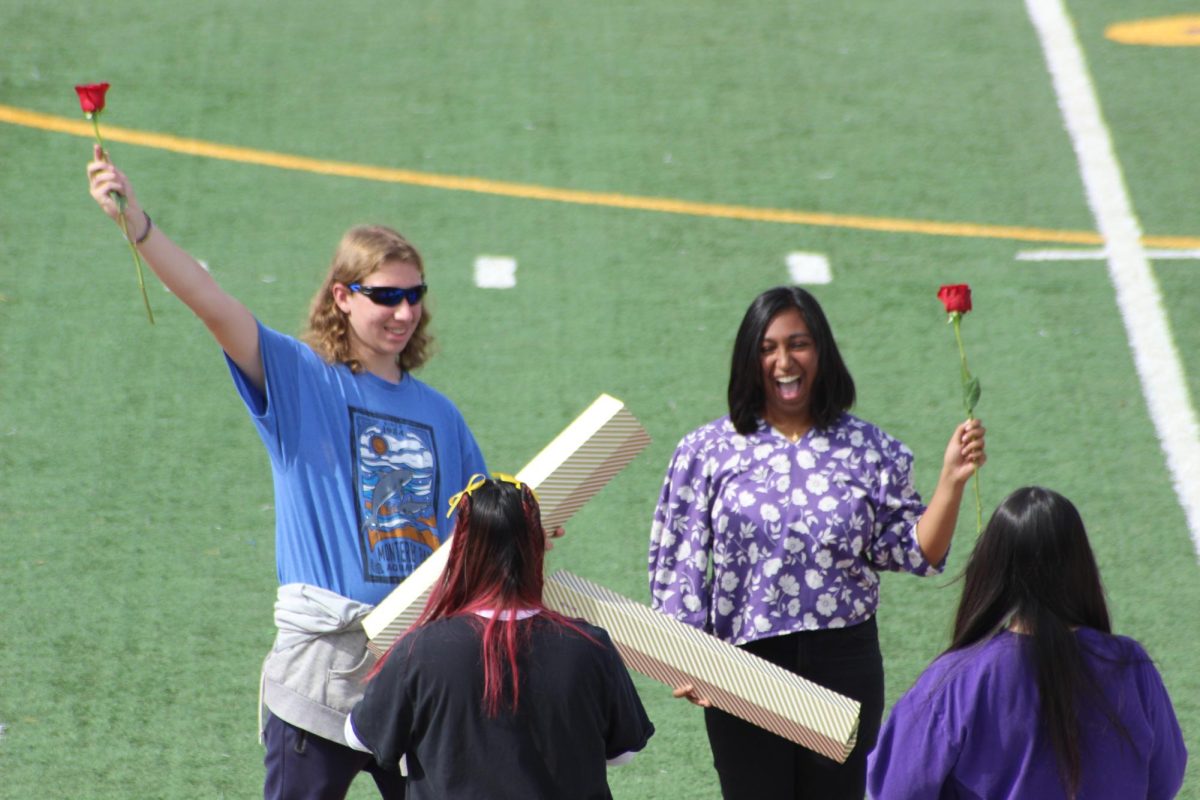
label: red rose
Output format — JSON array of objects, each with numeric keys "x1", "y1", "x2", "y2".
[
  {"x1": 935, "y1": 281, "x2": 982, "y2": 531},
  {"x1": 937, "y1": 284, "x2": 972, "y2": 314},
  {"x1": 74, "y1": 82, "x2": 111, "y2": 115}
]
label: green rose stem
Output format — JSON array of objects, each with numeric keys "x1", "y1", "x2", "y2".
[
  {"x1": 950, "y1": 311, "x2": 982, "y2": 533},
  {"x1": 90, "y1": 114, "x2": 155, "y2": 325}
]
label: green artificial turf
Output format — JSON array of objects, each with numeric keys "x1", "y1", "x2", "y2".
[{"x1": 2, "y1": 1, "x2": 1197, "y2": 797}]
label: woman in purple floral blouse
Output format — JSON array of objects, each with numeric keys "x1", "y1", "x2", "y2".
[{"x1": 649, "y1": 286, "x2": 986, "y2": 799}]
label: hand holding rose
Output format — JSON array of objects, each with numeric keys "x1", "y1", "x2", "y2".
[{"x1": 76, "y1": 82, "x2": 154, "y2": 324}]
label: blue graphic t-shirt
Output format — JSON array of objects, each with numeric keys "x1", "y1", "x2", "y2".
[{"x1": 227, "y1": 323, "x2": 487, "y2": 606}]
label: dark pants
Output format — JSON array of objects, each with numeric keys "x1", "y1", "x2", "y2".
[
  {"x1": 704, "y1": 618, "x2": 885, "y2": 800},
  {"x1": 263, "y1": 713, "x2": 406, "y2": 800}
]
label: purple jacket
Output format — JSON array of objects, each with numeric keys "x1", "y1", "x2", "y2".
[{"x1": 868, "y1": 628, "x2": 1187, "y2": 799}]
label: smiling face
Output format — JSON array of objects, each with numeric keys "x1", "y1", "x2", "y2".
[
  {"x1": 759, "y1": 307, "x2": 819, "y2": 432},
  {"x1": 332, "y1": 259, "x2": 425, "y2": 382}
]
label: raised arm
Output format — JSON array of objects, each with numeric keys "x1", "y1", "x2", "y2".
[
  {"x1": 86, "y1": 144, "x2": 264, "y2": 391},
  {"x1": 915, "y1": 418, "x2": 987, "y2": 564}
]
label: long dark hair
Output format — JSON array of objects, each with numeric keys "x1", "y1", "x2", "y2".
[
  {"x1": 727, "y1": 286, "x2": 855, "y2": 434},
  {"x1": 949, "y1": 486, "x2": 1118, "y2": 797},
  {"x1": 369, "y1": 478, "x2": 592, "y2": 716}
]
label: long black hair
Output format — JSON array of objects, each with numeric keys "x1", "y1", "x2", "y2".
[
  {"x1": 950, "y1": 486, "x2": 1122, "y2": 798},
  {"x1": 727, "y1": 286, "x2": 855, "y2": 434}
]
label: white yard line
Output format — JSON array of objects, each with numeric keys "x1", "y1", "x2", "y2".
[
  {"x1": 1026, "y1": 0, "x2": 1200, "y2": 559},
  {"x1": 1016, "y1": 248, "x2": 1200, "y2": 262}
]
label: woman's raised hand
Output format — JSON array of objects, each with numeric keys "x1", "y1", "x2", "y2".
[{"x1": 944, "y1": 418, "x2": 987, "y2": 485}]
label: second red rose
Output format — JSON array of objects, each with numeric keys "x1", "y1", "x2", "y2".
[{"x1": 937, "y1": 284, "x2": 972, "y2": 314}]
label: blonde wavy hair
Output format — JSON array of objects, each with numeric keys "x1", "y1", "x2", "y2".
[{"x1": 302, "y1": 225, "x2": 433, "y2": 373}]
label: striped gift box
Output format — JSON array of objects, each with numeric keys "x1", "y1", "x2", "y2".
[
  {"x1": 515, "y1": 393, "x2": 651, "y2": 531},
  {"x1": 544, "y1": 571, "x2": 861, "y2": 763},
  {"x1": 363, "y1": 393, "x2": 651, "y2": 655}
]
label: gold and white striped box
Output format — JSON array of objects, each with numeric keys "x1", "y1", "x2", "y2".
[
  {"x1": 544, "y1": 571, "x2": 861, "y2": 763},
  {"x1": 363, "y1": 393, "x2": 651, "y2": 655}
]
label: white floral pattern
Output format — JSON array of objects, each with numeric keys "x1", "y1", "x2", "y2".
[{"x1": 649, "y1": 414, "x2": 942, "y2": 645}]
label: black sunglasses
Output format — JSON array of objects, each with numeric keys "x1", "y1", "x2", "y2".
[{"x1": 347, "y1": 282, "x2": 428, "y2": 307}]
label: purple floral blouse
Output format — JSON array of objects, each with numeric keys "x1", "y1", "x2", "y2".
[{"x1": 649, "y1": 413, "x2": 943, "y2": 645}]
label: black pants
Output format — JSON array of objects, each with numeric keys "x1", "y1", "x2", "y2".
[{"x1": 704, "y1": 618, "x2": 885, "y2": 800}]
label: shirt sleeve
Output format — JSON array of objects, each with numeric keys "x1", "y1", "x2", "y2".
[
  {"x1": 862, "y1": 433, "x2": 941, "y2": 576},
  {"x1": 224, "y1": 321, "x2": 306, "y2": 463},
  {"x1": 597, "y1": 630, "x2": 655, "y2": 761},
  {"x1": 1134, "y1": 650, "x2": 1189, "y2": 800},
  {"x1": 224, "y1": 319, "x2": 269, "y2": 417},
  {"x1": 347, "y1": 640, "x2": 417, "y2": 772},
  {"x1": 649, "y1": 435, "x2": 715, "y2": 630},
  {"x1": 866, "y1": 680, "x2": 959, "y2": 799}
]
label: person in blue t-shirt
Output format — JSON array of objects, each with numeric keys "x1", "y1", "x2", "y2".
[{"x1": 87, "y1": 146, "x2": 494, "y2": 799}]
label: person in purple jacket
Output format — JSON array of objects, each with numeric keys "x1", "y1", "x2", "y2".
[
  {"x1": 868, "y1": 486, "x2": 1187, "y2": 799},
  {"x1": 650, "y1": 286, "x2": 986, "y2": 799}
]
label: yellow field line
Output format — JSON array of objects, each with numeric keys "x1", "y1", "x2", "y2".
[{"x1": 8, "y1": 103, "x2": 1198, "y2": 248}]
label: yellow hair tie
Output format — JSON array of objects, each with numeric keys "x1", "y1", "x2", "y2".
[{"x1": 445, "y1": 472, "x2": 536, "y2": 518}]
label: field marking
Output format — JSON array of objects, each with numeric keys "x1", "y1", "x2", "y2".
[
  {"x1": 1027, "y1": 0, "x2": 1200, "y2": 560},
  {"x1": 1106, "y1": 15, "x2": 1200, "y2": 47},
  {"x1": 4, "y1": 102, "x2": 1199, "y2": 249},
  {"x1": 474, "y1": 255, "x2": 518, "y2": 289},
  {"x1": 1017, "y1": 248, "x2": 1200, "y2": 262},
  {"x1": 786, "y1": 252, "x2": 833, "y2": 284}
]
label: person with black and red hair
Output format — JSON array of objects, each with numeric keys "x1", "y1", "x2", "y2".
[{"x1": 346, "y1": 475, "x2": 655, "y2": 799}]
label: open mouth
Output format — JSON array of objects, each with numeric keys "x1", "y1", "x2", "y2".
[{"x1": 775, "y1": 375, "x2": 803, "y2": 401}]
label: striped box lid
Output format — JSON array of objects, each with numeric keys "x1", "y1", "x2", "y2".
[{"x1": 544, "y1": 570, "x2": 861, "y2": 763}]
